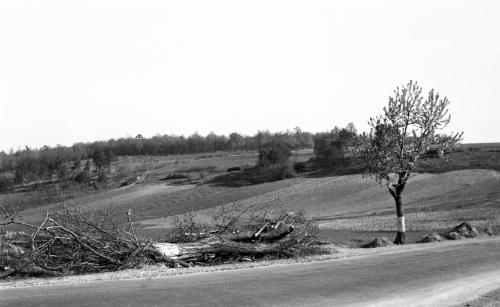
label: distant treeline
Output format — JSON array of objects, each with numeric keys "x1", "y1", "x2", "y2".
[
  {"x1": 0, "y1": 124, "x2": 362, "y2": 188},
  {"x1": 0, "y1": 128, "x2": 315, "y2": 186}
]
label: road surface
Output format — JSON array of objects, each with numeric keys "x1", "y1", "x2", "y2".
[{"x1": 1, "y1": 237, "x2": 500, "y2": 306}]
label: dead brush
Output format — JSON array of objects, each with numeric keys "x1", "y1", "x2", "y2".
[
  {"x1": 165, "y1": 211, "x2": 210, "y2": 243},
  {"x1": 0, "y1": 196, "x2": 327, "y2": 278},
  {"x1": 0, "y1": 206, "x2": 182, "y2": 278}
]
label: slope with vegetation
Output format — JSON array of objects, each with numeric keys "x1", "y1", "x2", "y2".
[{"x1": 1, "y1": 81, "x2": 500, "y2": 279}]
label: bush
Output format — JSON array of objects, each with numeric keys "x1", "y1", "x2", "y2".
[
  {"x1": 175, "y1": 165, "x2": 217, "y2": 173},
  {"x1": 258, "y1": 140, "x2": 292, "y2": 167},
  {"x1": 160, "y1": 173, "x2": 189, "y2": 180},
  {"x1": 258, "y1": 163, "x2": 295, "y2": 182},
  {"x1": 0, "y1": 175, "x2": 12, "y2": 192},
  {"x1": 199, "y1": 171, "x2": 209, "y2": 179},
  {"x1": 210, "y1": 163, "x2": 295, "y2": 187},
  {"x1": 97, "y1": 171, "x2": 108, "y2": 183},
  {"x1": 166, "y1": 211, "x2": 208, "y2": 243},
  {"x1": 293, "y1": 162, "x2": 307, "y2": 173},
  {"x1": 73, "y1": 171, "x2": 91, "y2": 184},
  {"x1": 208, "y1": 140, "x2": 295, "y2": 187},
  {"x1": 227, "y1": 166, "x2": 241, "y2": 172}
]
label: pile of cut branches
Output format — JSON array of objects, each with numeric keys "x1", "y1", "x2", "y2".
[
  {"x1": 0, "y1": 207, "x2": 181, "y2": 278},
  {"x1": 0, "y1": 202, "x2": 324, "y2": 279},
  {"x1": 159, "y1": 202, "x2": 325, "y2": 264},
  {"x1": 156, "y1": 211, "x2": 301, "y2": 265}
]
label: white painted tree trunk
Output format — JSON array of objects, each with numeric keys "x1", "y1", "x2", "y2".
[{"x1": 397, "y1": 216, "x2": 406, "y2": 232}]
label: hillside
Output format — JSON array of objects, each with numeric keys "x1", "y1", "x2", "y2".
[
  {"x1": 137, "y1": 169, "x2": 500, "y2": 233},
  {"x1": 3, "y1": 148, "x2": 499, "y2": 245}
]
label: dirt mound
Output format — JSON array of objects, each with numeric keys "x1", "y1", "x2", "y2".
[
  {"x1": 419, "y1": 223, "x2": 495, "y2": 243},
  {"x1": 362, "y1": 237, "x2": 394, "y2": 248},
  {"x1": 444, "y1": 222, "x2": 479, "y2": 240},
  {"x1": 418, "y1": 232, "x2": 444, "y2": 243}
]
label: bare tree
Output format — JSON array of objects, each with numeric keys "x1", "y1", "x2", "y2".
[{"x1": 357, "y1": 81, "x2": 463, "y2": 244}]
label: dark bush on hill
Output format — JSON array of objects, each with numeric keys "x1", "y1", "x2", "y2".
[
  {"x1": 258, "y1": 140, "x2": 292, "y2": 167},
  {"x1": 175, "y1": 165, "x2": 217, "y2": 173},
  {"x1": 293, "y1": 161, "x2": 307, "y2": 173},
  {"x1": 263, "y1": 163, "x2": 295, "y2": 180},
  {"x1": 211, "y1": 139, "x2": 296, "y2": 187},
  {"x1": 307, "y1": 157, "x2": 365, "y2": 177},
  {"x1": 210, "y1": 164, "x2": 295, "y2": 187},
  {"x1": 0, "y1": 176, "x2": 12, "y2": 192},
  {"x1": 159, "y1": 173, "x2": 189, "y2": 181},
  {"x1": 73, "y1": 171, "x2": 91, "y2": 184}
]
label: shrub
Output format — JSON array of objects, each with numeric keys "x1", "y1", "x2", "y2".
[
  {"x1": 0, "y1": 175, "x2": 12, "y2": 192},
  {"x1": 73, "y1": 171, "x2": 91, "y2": 184},
  {"x1": 258, "y1": 163, "x2": 295, "y2": 182},
  {"x1": 258, "y1": 140, "x2": 292, "y2": 167},
  {"x1": 166, "y1": 211, "x2": 209, "y2": 243},
  {"x1": 175, "y1": 165, "x2": 217, "y2": 173},
  {"x1": 160, "y1": 173, "x2": 189, "y2": 180},
  {"x1": 293, "y1": 161, "x2": 307, "y2": 173},
  {"x1": 96, "y1": 171, "x2": 108, "y2": 183},
  {"x1": 199, "y1": 171, "x2": 210, "y2": 179},
  {"x1": 227, "y1": 166, "x2": 241, "y2": 172},
  {"x1": 211, "y1": 163, "x2": 295, "y2": 187}
]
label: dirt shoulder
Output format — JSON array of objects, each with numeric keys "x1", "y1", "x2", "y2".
[{"x1": 2, "y1": 236, "x2": 499, "y2": 291}]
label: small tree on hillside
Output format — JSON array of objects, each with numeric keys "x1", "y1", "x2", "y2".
[
  {"x1": 357, "y1": 81, "x2": 463, "y2": 244},
  {"x1": 258, "y1": 140, "x2": 292, "y2": 167},
  {"x1": 254, "y1": 139, "x2": 295, "y2": 182}
]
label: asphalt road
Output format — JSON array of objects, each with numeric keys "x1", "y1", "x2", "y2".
[{"x1": 2, "y1": 237, "x2": 500, "y2": 307}]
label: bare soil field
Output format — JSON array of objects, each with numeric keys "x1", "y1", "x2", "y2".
[{"x1": 138, "y1": 169, "x2": 500, "y2": 235}]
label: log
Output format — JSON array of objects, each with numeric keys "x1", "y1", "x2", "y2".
[
  {"x1": 153, "y1": 222, "x2": 296, "y2": 262},
  {"x1": 152, "y1": 236, "x2": 298, "y2": 261}
]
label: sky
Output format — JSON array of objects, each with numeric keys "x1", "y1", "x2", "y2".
[{"x1": 0, "y1": 0, "x2": 499, "y2": 151}]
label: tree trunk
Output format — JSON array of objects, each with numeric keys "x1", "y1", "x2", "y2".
[
  {"x1": 152, "y1": 236, "x2": 298, "y2": 262},
  {"x1": 151, "y1": 224, "x2": 297, "y2": 263},
  {"x1": 393, "y1": 191, "x2": 406, "y2": 244}
]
